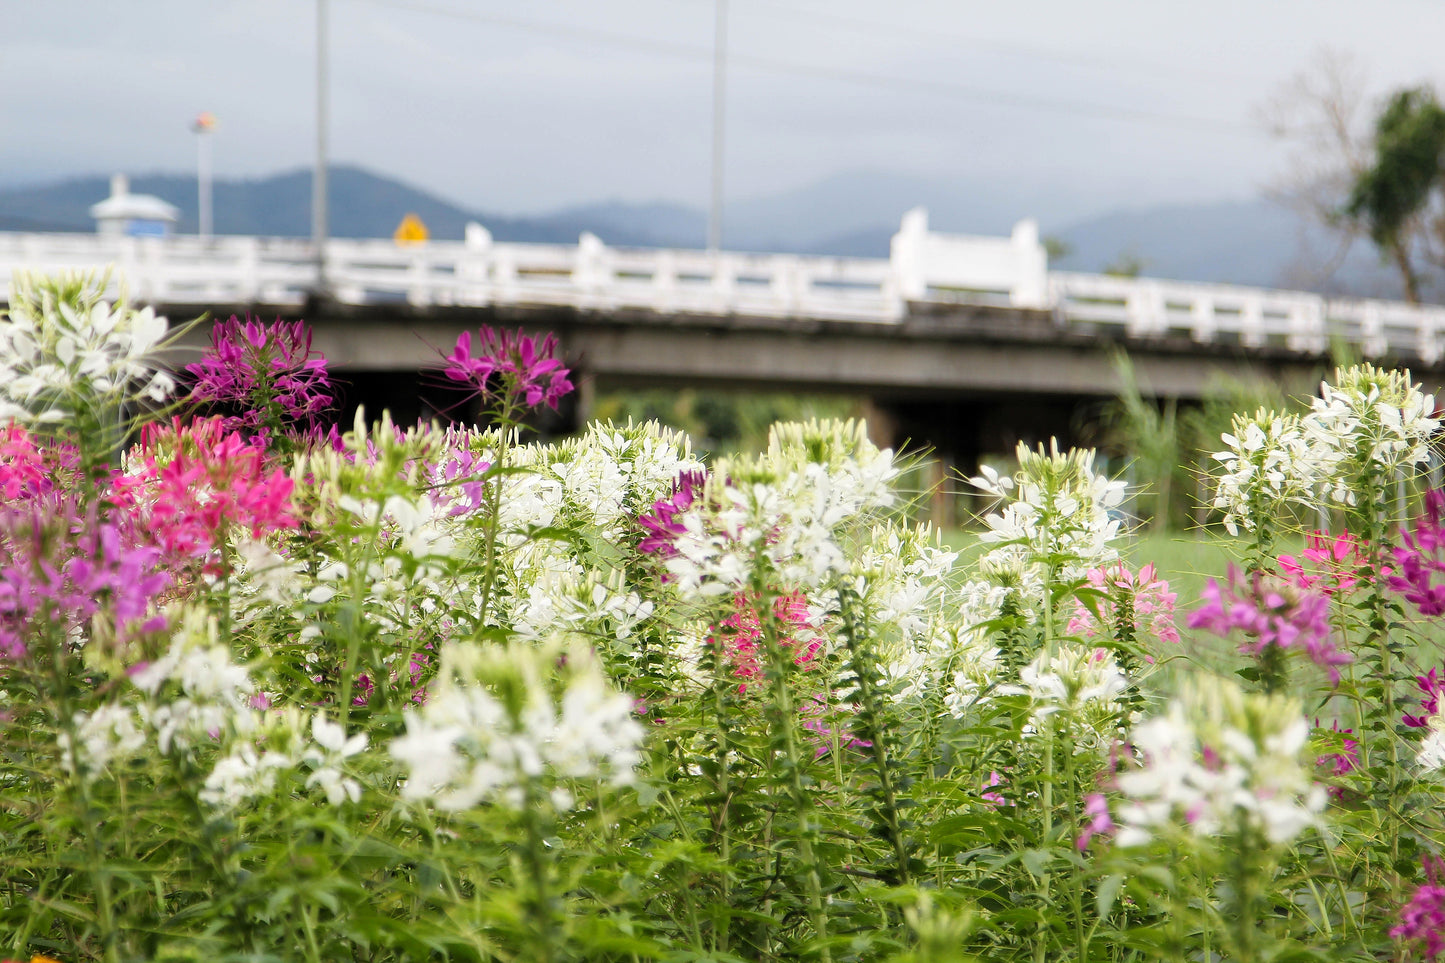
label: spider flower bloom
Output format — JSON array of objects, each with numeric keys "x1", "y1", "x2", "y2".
[
  {"x1": 1393, "y1": 857, "x2": 1445, "y2": 961},
  {"x1": 1279, "y1": 530, "x2": 1371, "y2": 597},
  {"x1": 441, "y1": 326, "x2": 573, "y2": 410},
  {"x1": 0, "y1": 498, "x2": 170, "y2": 658},
  {"x1": 0, "y1": 422, "x2": 78, "y2": 500},
  {"x1": 1406, "y1": 669, "x2": 1445, "y2": 729},
  {"x1": 1188, "y1": 565, "x2": 1349, "y2": 683},
  {"x1": 186, "y1": 315, "x2": 332, "y2": 431},
  {"x1": 1068, "y1": 562, "x2": 1180, "y2": 647},
  {"x1": 1391, "y1": 490, "x2": 1445, "y2": 616},
  {"x1": 638, "y1": 470, "x2": 707, "y2": 558},
  {"x1": 709, "y1": 590, "x2": 820, "y2": 693},
  {"x1": 114, "y1": 417, "x2": 297, "y2": 566}
]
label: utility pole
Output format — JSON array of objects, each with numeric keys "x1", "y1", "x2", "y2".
[
  {"x1": 707, "y1": 0, "x2": 727, "y2": 253},
  {"x1": 313, "y1": 0, "x2": 330, "y2": 292},
  {"x1": 192, "y1": 112, "x2": 216, "y2": 240}
]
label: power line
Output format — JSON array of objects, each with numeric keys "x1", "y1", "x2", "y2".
[
  {"x1": 720, "y1": 0, "x2": 1259, "y2": 88},
  {"x1": 346, "y1": 0, "x2": 1259, "y2": 136}
]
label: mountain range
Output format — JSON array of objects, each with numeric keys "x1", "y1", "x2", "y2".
[{"x1": 0, "y1": 164, "x2": 1408, "y2": 298}]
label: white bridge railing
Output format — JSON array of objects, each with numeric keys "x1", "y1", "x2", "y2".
[{"x1": 2, "y1": 210, "x2": 1444, "y2": 363}]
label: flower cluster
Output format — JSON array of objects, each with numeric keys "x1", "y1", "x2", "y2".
[
  {"x1": 1209, "y1": 409, "x2": 1318, "y2": 537},
  {"x1": 442, "y1": 326, "x2": 574, "y2": 411},
  {"x1": 710, "y1": 590, "x2": 820, "y2": 693},
  {"x1": 186, "y1": 315, "x2": 333, "y2": 432},
  {"x1": 1306, "y1": 363, "x2": 1438, "y2": 494},
  {"x1": 115, "y1": 417, "x2": 298, "y2": 566},
  {"x1": 1393, "y1": 491, "x2": 1445, "y2": 616},
  {"x1": 971, "y1": 440, "x2": 1124, "y2": 583},
  {"x1": 1279, "y1": 530, "x2": 1370, "y2": 597},
  {"x1": 1067, "y1": 562, "x2": 1179, "y2": 648},
  {"x1": 1188, "y1": 565, "x2": 1349, "y2": 683},
  {"x1": 0, "y1": 499, "x2": 169, "y2": 659},
  {"x1": 389, "y1": 641, "x2": 644, "y2": 811},
  {"x1": 0, "y1": 269, "x2": 172, "y2": 425},
  {"x1": 1107, "y1": 676, "x2": 1326, "y2": 846},
  {"x1": 1394, "y1": 857, "x2": 1445, "y2": 961}
]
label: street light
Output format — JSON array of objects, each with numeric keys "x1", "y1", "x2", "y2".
[
  {"x1": 708, "y1": 0, "x2": 727, "y2": 253},
  {"x1": 314, "y1": 0, "x2": 330, "y2": 292},
  {"x1": 192, "y1": 111, "x2": 216, "y2": 240}
]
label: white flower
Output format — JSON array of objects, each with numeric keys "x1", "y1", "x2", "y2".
[
  {"x1": 389, "y1": 641, "x2": 644, "y2": 812},
  {"x1": 200, "y1": 744, "x2": 294, "y2": 809},
  {"x1": 59, "y1": 704, "x2": 145, "y2": 776},
  {"x1": 1210, "y1": 410, "x2": 1321, "y2": 535},
  {"x1": 1112, "y1": 677, "x2": 1325, "y2": 847}
]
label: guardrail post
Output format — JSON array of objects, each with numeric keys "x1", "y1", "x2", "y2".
[
  {"x1": 1240, "y1": 296, "x2": 1264, "y2": 347},
  {"x1": 1125, "y1": 281, "x2": 1164, "y2": 336},
  {"x1": 461, "y1": 222, "x2": 493, "y2": 307},
  {"x1": 1420, "y1": 309, "x2": 1444, "y2": 364},
  {"x1": 575, "y1": 232, "x2": 611, "y2": 307},
  {"x1": 1362, "y1": 303, "x2": 1385, "y2": 357},
  {"x1": 710, "y1": 253, "x2": 736, "y2": 314},
  {"x1": 1009, "y1": 218, "x2": 1048, "y2": 308},
  {"x1": 1287, "y1": 297, "x2": 1325, "y2": 353},
  {"x1": 889, "y1": 207, "x2": 928, "y2": 301},
  {"x1": 494, "y1": 248, "x2": 519, "y2": 305},
  {"x1": 1190, "y1": 296, "x2": 1216, "y2": 342},
  {"x1": 653, "y1": 249, "x2": 678, "y2": 312},
  {"x1": 237, "y1": 236, "x2": 261, "y2": 303},
  {"x1": 771, "y1": 256, "x2": 804, "y2": 316},
  {"x1": 406, "y1": 252, "x2": 432, "y2": 307}
]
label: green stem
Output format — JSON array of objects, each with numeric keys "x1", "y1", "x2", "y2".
[{"x1": 522, "y1": 789, "x2": 561, "y2": 963}]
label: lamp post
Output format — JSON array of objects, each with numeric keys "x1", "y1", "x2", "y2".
[
  {"x1": 192, "y1": 111, "x2": 216, "y2": 240},
  {"x1": 313, "y1": 0, "x2": 330, "y2": 293},
  {"x1": 707, "y1": 0, "x2": 727, "y2": 253}
]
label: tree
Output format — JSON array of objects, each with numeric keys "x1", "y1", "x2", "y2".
[{"x1": 1344, "y1": 87, "x2": 1445, "y2": 304}]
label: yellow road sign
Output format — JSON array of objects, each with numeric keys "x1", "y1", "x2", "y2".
[{"x1": 394, "y1": 213, "x2": 429, "y2": 245}]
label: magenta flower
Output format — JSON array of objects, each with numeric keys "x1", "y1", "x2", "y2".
[
  {"x1": 1314, "y1": 719, "x2": 1359, "y2": 799},
  {"x1": 1394, "y1": 857, "x2": 1445, "y2": 961},
  {"x1": 1405, "y1": 669, "x2": 1445, "y2": 728},
  {"x1": 0, "y1": 422, "x2": 79, "y2": 501},
  {"x1": 1188, "y1": 565, "x2": 1349, "y2": 684},
  {"x1": 441, "y1": 326, "x2": 573, "y2": 411},
  {"x1": 186, "y1": 315, "x2": 333, "y2": 432},
  {"x1": 638, "y1": 470, "x2": 707, "y2": 558},
  {"x1": 1068, "y1": 562, "x2": 1180, "y2": 647},
  {"x1": 1392, "y1": 491, "x2": 1445, "y2": 616}
]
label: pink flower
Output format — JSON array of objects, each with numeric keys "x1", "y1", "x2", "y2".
[
  {"x1": 1393, "y1": 857, "x2": 1445, "y2": 961},
  {"x1": 1068, "y1": 562, "x2": 1179, "y2": 647},
  {"x1": 982, "y1": 770, "x2": 1008, "y2": 807},
  {"x1": 0, "y1": 423, "x2": 79, "y2": 501},
  {"x1": 1279, "y1": 530, "x2": 1371, "y2": 597},
  {"x1": 1188, "y1": 565, "x2": 1349, "y2": 684},
  {"x1": 1077, "y1": 793, "x2": 1115, "y2": 850},
  {"x1": 440, "y1": 326, "x2": 573, "y2": 411},
  {"x1": 710, "y1": 591, "x2": 819, "y2": 693},
  {"x1": 1314, "y1": 719, "x2": 1358, "y2": 799},
  {"x1": 113, "y1": 417, "x2": 298, "y2": 570}
]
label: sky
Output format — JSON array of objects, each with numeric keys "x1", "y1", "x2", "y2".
[{"x1": 6, "y1": 0, "x2": 1445, "y2": 222}]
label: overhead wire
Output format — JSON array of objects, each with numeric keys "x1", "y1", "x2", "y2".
[{"x1": 346, "y1": 0, "x2": 1261, "y2": 137}]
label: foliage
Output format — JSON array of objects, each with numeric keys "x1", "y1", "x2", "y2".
[{"x1": 6, "y1": 269, "x2": 1445, "y2": 963}]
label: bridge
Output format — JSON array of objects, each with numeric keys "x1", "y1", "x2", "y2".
[{"x1": 3, "y1": 209, "x2": 1443, "y2": 490}]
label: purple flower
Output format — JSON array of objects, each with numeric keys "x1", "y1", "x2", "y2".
[
  {"x1": 1188, "y1": 565, "x2": 1349, "y2": 683},
  {"x1": 1392, "y1": 490, "x2": 1445, "y2": 616},
  {"x1": 441, "y1": 326, "x2": 573, "y2": 411},
  {"x1": 1314, "y1": 719, "x2": 1358, "y2": 800},
  {"x1": 0, "y1": 496, "x2": 170, "y2": 659},
  {"x1": 186, "y1": 315, "x2": 333, "y2": 432},
  {"x1": 1394, "y1": 857, "x2": 1445, "y2": 961}
]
